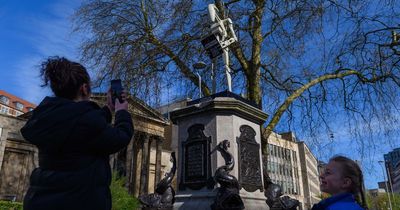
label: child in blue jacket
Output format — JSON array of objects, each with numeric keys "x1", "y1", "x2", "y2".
[{"x1": 312, "y1": 156, "x2": 367, "y2": 210}]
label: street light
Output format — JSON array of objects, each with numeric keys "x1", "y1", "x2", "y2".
[
  {"x1": 384, "y1": 161, "x2": 396, "y2": 204},
  {"x1": 193, "y1": 61, "x2": 217, "y2": 95},
  {"x1": 193, "y1": 62, "x2": 207, "y2": 98},
  {"x1": 379, "y1": 160, "x2": 393, "y2": 210},
  {"x1": 192, "y1": 61, "x2": 207, "y2": 70}
]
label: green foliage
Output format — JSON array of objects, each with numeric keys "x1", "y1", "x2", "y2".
[
  {"x1": 0, "y1": 201, "x2": 23, "y2": 210},
  {"x1": 110, "y1": 171, "x2": 140, "y2": 210},
  {"x1": 366, "y1": 192, "x2": 400, "y2": 210}
]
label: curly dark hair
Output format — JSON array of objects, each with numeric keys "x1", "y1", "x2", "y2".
[{"x1": 40, "y1": 56, "x2": 90, "y2": 99}]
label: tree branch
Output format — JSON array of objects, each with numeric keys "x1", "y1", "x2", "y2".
[
  {"x1": 148, "y1": 34, "x2": 211, "y2": 96},
  {"x1": 263, "y1": 69, "x2": 395, "y2": 140}
]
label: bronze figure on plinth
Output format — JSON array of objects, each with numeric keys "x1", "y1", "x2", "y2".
[
  {"x1": 139, "y1": 152, "x2": 176, "y2": 210},
  {"x1": 210, "y1": 140, "x2": 244, "y2": 210},
  {"x1": 264, "y1": 170, "x2": 299, "y2": 210}
]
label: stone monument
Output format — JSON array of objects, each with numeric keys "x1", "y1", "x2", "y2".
[{"x1": 170, "y1": 91, "x2": 269, "y2": 210}]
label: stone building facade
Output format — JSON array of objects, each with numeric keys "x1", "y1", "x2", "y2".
[
  {"x1": 0, "y1": 90, "x2": 36, "y2": 117},
  {"x1": 298, "y1": 141, "x2": 321, "y2": 209},
  {"x1": 384, "y1": 147, "x2": 400, "y2": 194},
  {"x1": 0, "y1": 113, "x2": 37, "y2": 201},
  {"x1": 264, "y1": 131, "x2": 321, "y2": 210},
  {"x1": 393, "y1": 162, "x2": 400, "y2": 193}
]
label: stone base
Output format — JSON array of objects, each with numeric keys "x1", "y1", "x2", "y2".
[
  {"x1": 173, "y1": 191, "x2": 215, "y2": 210},
  {"x1": 241, "y1": 194, "x2": 270, "y2": 210},
  {"x1": 173, "y1": 191, "x2": 270, "y2": 210}
]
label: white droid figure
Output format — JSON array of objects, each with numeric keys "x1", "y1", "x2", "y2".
[{"x1": 208, "y1": 4, "x2": 237, "y2": 92}]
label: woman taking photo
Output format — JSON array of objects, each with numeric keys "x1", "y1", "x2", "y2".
[{"x1": 21, "y1": 57, "x2": 134, "y2": 210}]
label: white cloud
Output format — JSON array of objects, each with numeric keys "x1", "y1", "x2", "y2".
[
  {"x1": 11, "y1": 56, "x2": 51, "y2": 104},
  {"x1": 27, "y1": 0, "x2": 82, "y2": 59},
  {"x1": 12, "y1": 0, "x2": 84, "y2": 103}
]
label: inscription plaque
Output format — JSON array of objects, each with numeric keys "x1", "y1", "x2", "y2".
[
  {"x1": 187, "y1": 144, "x2": 204, "y2": 177},
  {"x1": 236, "y1": 125, "x2": 263, "y2": 192},
  {"x1": 179, "y1": 124, "x2": 212, "y2": 190}
]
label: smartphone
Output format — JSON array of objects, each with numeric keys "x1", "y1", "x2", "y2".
[{"x1": 111, "y1": 79, "x2": 124, "y2": 104}]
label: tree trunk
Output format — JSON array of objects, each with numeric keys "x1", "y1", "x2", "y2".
[
  {"x1": 248, "y1": 0, "x2": 265, "y2": 108},
  {"x1": 247, "y1": 67, "x2": 262, "y2": 108}
]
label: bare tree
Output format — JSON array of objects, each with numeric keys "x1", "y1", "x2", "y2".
[{"x1": 74, "y1": 0, "x2": 400, "y2": 156}]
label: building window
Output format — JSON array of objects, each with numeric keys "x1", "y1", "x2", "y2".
[
  {"x1": 0, "y1": 105, "x2": 9, "y2": 114},
  {"x1": 15, "y1": 111, "x2": 23, "y2": 116},
  {"x1": 0, "y1": 96, "x2": 9, "y2": 105},
  {"x1": 27, "y1": 107, "x2": 34, "y2": 112},
  {"x1": 283, "y1": 149, "x2": 287, "y2": 160},
  {"x1": 15, "y1": 102, "x2": 24, "y2": 111},
  {"x1": 271, "y1": 162, "x2": 276, "y2": 173},
  {"x1": 269, "y1": 144, "x2": 273, "y2": 156},
  {"x1": 278, "y1": 147, "x2": 281, "y2": 158}
]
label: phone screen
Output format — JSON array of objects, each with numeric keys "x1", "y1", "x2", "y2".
[{"x1": 111, "y1": 79, "x2": 123, "y2": 104}]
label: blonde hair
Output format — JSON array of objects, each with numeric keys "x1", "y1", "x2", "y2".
[{"x1": 330, "y1": 156, "x2": 368, "y2": 209}]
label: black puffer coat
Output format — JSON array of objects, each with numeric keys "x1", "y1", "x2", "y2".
[{"x1": 20, "y1": 96, "x2": 133, "y2": 210}]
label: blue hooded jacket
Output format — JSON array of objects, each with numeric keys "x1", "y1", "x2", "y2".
[{"x1": 311, "y1": 193, "x2": 365, "y2": 210}]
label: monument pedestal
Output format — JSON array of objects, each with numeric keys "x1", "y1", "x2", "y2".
[
  {"x1": 171, "y1": 91, "x2": 270, "y2": 210},
  {"x1": 173, "y1": 191, "x2": 216, "y2": 209}
]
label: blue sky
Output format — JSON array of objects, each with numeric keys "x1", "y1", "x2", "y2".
[
  {"x1": 0, "y1": 0, "x2": 82, "y2": 104},
  {"x1": 0, "y1": 0, "x2": 397, "y2": 191}
]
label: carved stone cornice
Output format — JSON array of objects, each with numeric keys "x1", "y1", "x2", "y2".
[{"x1": 170, "y1": 96, "x2": 268, "y2": 125}]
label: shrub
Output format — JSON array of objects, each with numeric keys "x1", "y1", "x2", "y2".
[
  {"x1": 0, "y1": 201, "x2": 23, "y2": 210},
  {"x1": 111, "y1": 171, "x2": 140, "y2": 210},
  {"x1": 366, "y1": 192, "x2": 400, "y2": 210}
]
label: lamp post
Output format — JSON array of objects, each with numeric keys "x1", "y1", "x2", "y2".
[
  {"x1": 196, "y1": 72, "x2": 202, "y2": 98},
  {"x1": 211, "y1": 60, "x2": 216, "y2": 94},
  {"x1": 384, "y1": 161, "x2": 396, "y2": 204},
  {"x1": 193, "y1": 61, "x2": 217, "y2": 95},
  {"x1": 379, "y1": 160, "x2": 393, "y2": 210},
  {"x1": 193, "y1": 62, "x2": 207, "y2": 98}
]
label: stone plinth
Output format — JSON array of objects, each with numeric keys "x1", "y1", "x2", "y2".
[{"x1": 170, "y1": 91, "x2": 269, "y2": 210}]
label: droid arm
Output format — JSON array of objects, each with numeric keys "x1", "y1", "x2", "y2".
[{"x1": 224, "y1": 18, "x2": 238, "y2": 42}]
